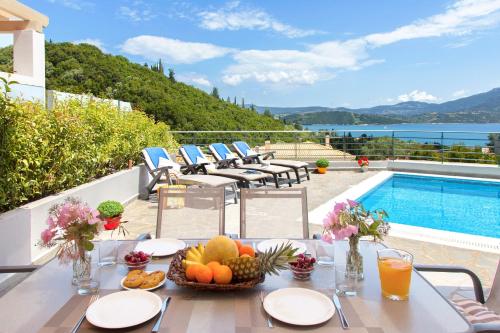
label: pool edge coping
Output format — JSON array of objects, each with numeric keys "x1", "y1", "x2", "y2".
[{"x1": 308, "y1": 171, "x2": 500, "y2": 254}]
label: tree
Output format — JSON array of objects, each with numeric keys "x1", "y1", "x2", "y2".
[
  {"x1": 226, "y1": 96, "x2": 231, "y2": 103},
  {"x1": 241, "y1": 98, "x2": 245, "y2": 108},
  {"x1": 150, "y1": 59, "x2": 164, "y2": 74},
  {"x1": 5, "y1": 42, "x2": 287, "y2": 131},
  {"x1": 168, "y1": 68, "x2": 175, "y2": 83},
  {"x1": 263, "y1": 109, "x2": 272, "y2": 117},
  {"x1": 233, "y1": 96, "x2": 237, "y2": 105},
  {"x1": 211, "y1": 87, "x2": 219, "y2": 99},
  {"x1": 250, "y1": 104, "x2": 255, "y2": 111}
]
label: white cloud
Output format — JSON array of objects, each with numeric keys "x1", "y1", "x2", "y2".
[
  {"x1": 452, "y1": 89, "x2": 468, "y2": 97},
  {"x1": 118, "y1": 1, "x2": 155, "y2": 22},
  {"x1": 47, "y1": 0, "x2": 93, "y2": 11},
  {"x1": 222, "y1": 0, "x2": 500, "y2": 86},
  {"x1": 73, "y1": 39, "x2": 106, "y2": 52},
  {"x1": 177, "y1": 72, "x2": 212, "y2": 87},
  {"x1": 397, "y1": 90, "x2": 439, "y2": 102},
  {"x1": 198, "y1": 1, "x2": 320, "y2": 38},
  {"x1": 121, "y1": 35, "x2": 233, "y2": 64}
]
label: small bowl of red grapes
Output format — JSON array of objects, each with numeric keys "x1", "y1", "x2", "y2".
[
  {"x1": 289, "y1": 254, "x2": 316, "y2": 280},
  {"x1": 124, "y1": 251, "x2": 151, "y2": 271}
]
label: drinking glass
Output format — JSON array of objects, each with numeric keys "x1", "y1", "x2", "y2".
[
  {"x1": 377, "y1": 249, "x2": 413, "y2": 301},
  {"x1": 77, "y1": 261, "x2": 100, "y2": 295},
  {"x1": 335, "y1": 263, "x2": 360, "y2": 296},
  {"x1": 98, "y1": 239, "x2": 118, "y2": 267},
  {"x1": 315, "y1": 241, "x2": 335, "y2": 266}
]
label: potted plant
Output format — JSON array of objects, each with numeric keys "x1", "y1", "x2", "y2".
[
  {"x1": 316, "y1": 158, "x2": 329, "y2": 174},
  {"x1": 97, "y1": 200, "x2": 125, "y2": 232},
  {"x1": 358, "y1": 156, "x2": 369, "y2": 172}
]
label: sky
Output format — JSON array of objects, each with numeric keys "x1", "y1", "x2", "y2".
[{"x1": 14, "y1": 0, "x2": 500, "y2": 108}]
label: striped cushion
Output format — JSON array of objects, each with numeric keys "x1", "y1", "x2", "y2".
[{"x1": 452, "y1": 298, "x2": 500, "y2": 324}]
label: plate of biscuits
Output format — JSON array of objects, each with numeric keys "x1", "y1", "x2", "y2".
[{"x1": 121, "y1": 269, "x2": 166, "y2": 291}]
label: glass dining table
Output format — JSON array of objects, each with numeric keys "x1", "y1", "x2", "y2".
[{"x1": 0, "y1": 239, "x2": 472, "y2": 333}]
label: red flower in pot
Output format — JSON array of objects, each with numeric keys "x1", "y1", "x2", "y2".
[{"x1": 357, "y1": 157, "x2": 369, "y2": 167}]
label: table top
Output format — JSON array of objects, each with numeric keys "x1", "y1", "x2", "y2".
[{"x1": 0, "y1": 239, "x2": 472, "y2": 333}]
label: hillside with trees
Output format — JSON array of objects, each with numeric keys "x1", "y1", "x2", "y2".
[{"x1": 0, "y1": 42, "x2": 287, "y2": 131}]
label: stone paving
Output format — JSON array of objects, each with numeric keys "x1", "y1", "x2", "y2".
[{"x1": 119, "y1": 170, "x2": 499, "y2": 297}]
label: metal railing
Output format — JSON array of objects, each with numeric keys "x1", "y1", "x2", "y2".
[{"x1": 171, "y1": 130, "x2": 500, "y2": 165}]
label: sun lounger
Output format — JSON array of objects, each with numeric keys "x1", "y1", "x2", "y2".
[
  {"x1": 141, "y1": 147, "x2": 238, "y2": 202},
  {"x1": 179, "y1": 145, "x2": 269, "y2": 188},
  {"x1": 232, "y1": 141, "x2": 310, "y2": 183},
  {"x1": 209, "y1": 143, "x2": 293, "y2": 188}
]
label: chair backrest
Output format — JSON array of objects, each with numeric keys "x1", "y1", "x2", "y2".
[
  {"x1": 233, "y1": 141, "x2": 259, "y2": 158},
  {"x1": 179, "y1": 145, "x2": 212, "y2": 166},
  {"x1": 209, "y1": 143, "x2": 237, "y2": 161},
  {"x1": 239, "y1": 188, "x2": 309, "y2": 239},
  {"x1": 486, "y1": 260, "x2": 500, "y2": 312},
  {"x1": 142, "y1": 147, "x2": 171, "y2": 171},
  {"x1": 156, "y1": 186, "x2": 226, "y2": 239}
]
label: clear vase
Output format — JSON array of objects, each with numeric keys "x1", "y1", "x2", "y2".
[
  {"x1": 72, "y1": 252, "x2": 91, "y2": 285},
  {"x1": 345, "y1": 236, "x2": 364, "y2": 281}
]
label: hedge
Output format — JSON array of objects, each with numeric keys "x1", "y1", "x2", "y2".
[{"x1": 0, "y1": 98, "x2": 177, "y2": 212}]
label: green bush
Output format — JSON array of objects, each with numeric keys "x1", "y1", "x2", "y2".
[
  {"x1": 315, "y1": 158, "x2": 329, "y2": 168},
  {"x1": 97, "y1": 200, "x2": 124, "y2": 218},
  {"x1": 0, "y1": 98, "x2": 177, "y2": 212}
]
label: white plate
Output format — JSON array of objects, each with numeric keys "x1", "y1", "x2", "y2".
[
  {"x1": 257, "y1": 239, "x2": 307, "y2": 254},
  {"x1": 263, "y1": 288, "x2": 335, "y2": 326},
  {"x1": 120, "y1": 271, "x2": 167, "y2": 291},
  {"x1": 86, "y1": 290, "x2": 162, "y2": 329},
  {"x1": 135, "y1": 238, "x2": 186, "y2": 257}
]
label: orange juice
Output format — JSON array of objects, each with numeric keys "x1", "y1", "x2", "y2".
[{"x1": 377, "y1": 257, "x2": 412, "y2": 300}]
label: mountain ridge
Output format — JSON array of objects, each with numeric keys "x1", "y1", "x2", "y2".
[{"x1": 259, "y1": 88, "x2": 500, "y2": 124}]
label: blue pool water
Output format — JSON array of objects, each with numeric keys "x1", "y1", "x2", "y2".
[{"x1": 358, "y1": 174, "x2": 500, "y2": 238}]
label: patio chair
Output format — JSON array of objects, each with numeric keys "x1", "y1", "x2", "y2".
[
  {"x1": 208, "y1": 143, "x2": 293, "y2": 188},
  {"x1": 239, "y1": 188, "x2": 309, "y2": 239},
  {"x1": 156, "y1": 186, "x2": 226, "y2": 239},
  {"x1": 178, "y1": 145, "x2": 269, "y2": 188},
  {"x1": 415, "y1": 261, "x2": 500, "y2": 332},
  {"x1": 232, "y1": 141, "x2": 310, "y2": 184},
  {"x1": 141, "y1": 147, "x2": 238, "y2": 203}
]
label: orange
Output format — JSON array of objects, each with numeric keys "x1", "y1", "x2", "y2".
[
  {"x1": 239, "y1": 245, "x2": 255, "y2": 257},
  {"x1": 206, "y1": 261, "x2": 221, "y2": 273},
  {"x1": 213, "y1": 265, "x2": 232, "y2": 284},
  {"x1": 195, "y1": 265, "x2": 213, "y2": 284},
  {"x1": 234, "y1": 240, "x2": 243, "y2": 250},
  {"x1": 185, "y1": 264, "x2": 201, "y2": 281}
]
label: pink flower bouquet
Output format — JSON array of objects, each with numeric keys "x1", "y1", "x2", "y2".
[
  {"x1": 322, "y1": 199, "x2": 389, "y2": 243},
  {"x1": 39, "y1": 197, "x2": 102, "y2": 263}
]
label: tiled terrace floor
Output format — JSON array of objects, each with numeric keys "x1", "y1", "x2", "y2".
[{"x1": 120, "y1": 170, "x2": 499, "y2": 297}]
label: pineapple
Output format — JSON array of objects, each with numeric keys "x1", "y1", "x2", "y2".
[{"x1": 223, "y1": 242, "x2": 298, "y2": 281}]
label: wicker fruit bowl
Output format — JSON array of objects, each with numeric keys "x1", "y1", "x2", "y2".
[{"x1": 167, "y1": 249, "x2": 265, "y2": 291}]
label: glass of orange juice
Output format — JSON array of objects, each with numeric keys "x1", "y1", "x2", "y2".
[{"x1": 377, "y1": 249, "x2": 413, "y2": 301}]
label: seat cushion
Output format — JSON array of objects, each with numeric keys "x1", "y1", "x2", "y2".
[
  {"x1": 452, "y1": 298, "x2": 500, "y2": 324},
  {"x1": 269, "y1": 160, "x2": 308, "y2": 168}
]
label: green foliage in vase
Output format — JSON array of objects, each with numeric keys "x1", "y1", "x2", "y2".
[{"x1": 97, "y1": 200, "x2": 124, "y2": 218}]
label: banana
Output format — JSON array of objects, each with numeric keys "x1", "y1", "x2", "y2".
[
  {"x1": 182, "y1": 259, "x2": 203, "y2": 269},
  {"x1": 197, "y1": 243, "x2": 205, "y2": 255},
  {"x1": 189, "y1": 246, "x2": 201, "y2": 257},
  {"x1": 186, "y1": 251, "x2": 202, "y2": 263}
]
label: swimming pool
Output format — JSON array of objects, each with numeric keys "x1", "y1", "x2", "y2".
[{"x1": 358, "y1": 174, "x2": 500, "y2": 239}]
